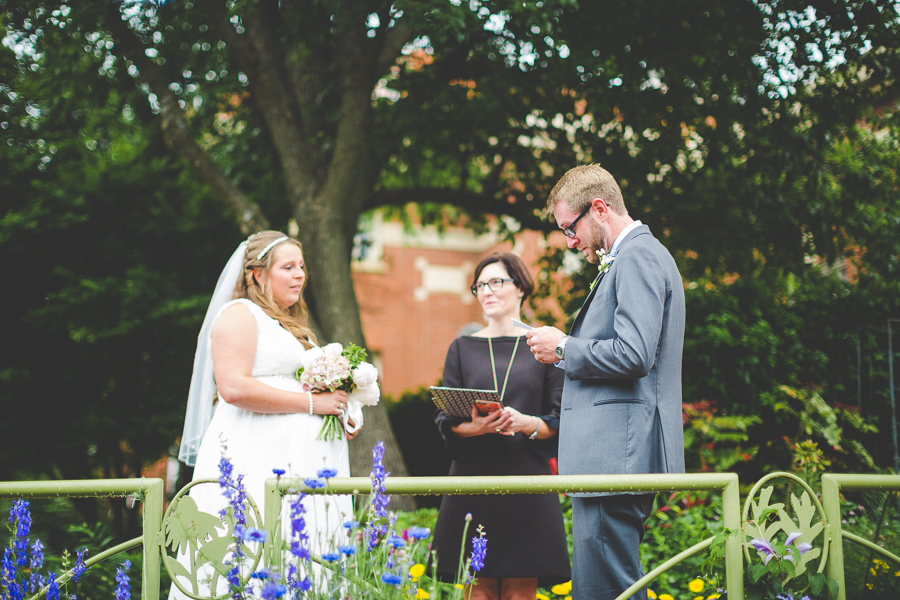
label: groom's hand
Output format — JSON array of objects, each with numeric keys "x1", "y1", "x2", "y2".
[{"x1": 526, "y1": 326, "x2": 566, "y2": 364}]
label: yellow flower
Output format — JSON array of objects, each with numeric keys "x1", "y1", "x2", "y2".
[
  {"x1": 707, "y1": 594, "x2": 721, "y2": 599},
  {"x1": 409, "y1": 564, "x2": 426, "y2": 580},
  {"x1": 647, "y1": 591, "x2": 657, "y2": 600},
  {"x1": 694, "y1": 597, "x2": 704, "y2": 600},
  {"x1": 688, "y1": 579, "x2": 705, "y2": 593},
  {"x1": 416, "y1": 589, "x2": 430, "y2": 599},
  {"x1": 455, "y1": 584, "x2": 464, "y2": 589},
  {"x1": 551, "y1": 581, "x2": 573, "y2": 595},
  {"x1": 536, "y1": 594, "x2": 550, "y2": 600},
  {"x1": 659, "y1": 595, "x2": 675, "y2": 600}
]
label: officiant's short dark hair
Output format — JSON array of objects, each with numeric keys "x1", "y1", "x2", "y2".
[{"x1": 472, "y1": 252, "x2": 534, "y2": 305}]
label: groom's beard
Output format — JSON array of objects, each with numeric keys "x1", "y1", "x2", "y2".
[{"x1": 584, "y1": 220, "x2": 606, "y2": 264}]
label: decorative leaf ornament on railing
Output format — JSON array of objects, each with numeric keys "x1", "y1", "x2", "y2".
[
  {"x1": 741, "y1": 472, "x2": 838, "y2": 600},
  {"x1": 161, "y1": 479, "x2": 263, "y2": 600}
]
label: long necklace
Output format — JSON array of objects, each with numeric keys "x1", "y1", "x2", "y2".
[{"x1": 487, "y1": 335, "x2": 521, "y2": 403}]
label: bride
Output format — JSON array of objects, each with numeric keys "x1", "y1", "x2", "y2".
[{"x1": 170, "y1": 231, "x2": 358, "y2": 598}]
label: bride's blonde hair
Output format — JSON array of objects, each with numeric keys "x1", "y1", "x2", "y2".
[{"x1": 232, "y1": 231, "x2": 318, "y2": 349}]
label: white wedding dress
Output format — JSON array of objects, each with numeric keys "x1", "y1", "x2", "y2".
[{"x1": 168, "y1": 299, "x2": 352, "y2": 599}]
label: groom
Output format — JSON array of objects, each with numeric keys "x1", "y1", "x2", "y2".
[{"x1": 526, "y1": 164, "x2": 685, "y2": 599}]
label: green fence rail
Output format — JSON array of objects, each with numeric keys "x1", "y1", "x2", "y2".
[
  {"x1": 3, "y1": 472, "x2": 900, "y2": 599},
  {"x1": 0, "y1": 478, "x2": 164, "y2": 600}
]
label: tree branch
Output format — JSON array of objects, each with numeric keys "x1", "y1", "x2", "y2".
[
  {"x1": 103, "y1": 4, "x2": 268, "y2": 235},
  {"x1": 201, "y1": 0, "x2": 319, "y2": 198},
  {"x1": 367, "y1": 187, "x2": 550, "y2": 231}
]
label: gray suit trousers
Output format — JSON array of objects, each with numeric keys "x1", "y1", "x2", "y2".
[{"x1": 571, "y1": 494, "x2": 655, "y2": 599}]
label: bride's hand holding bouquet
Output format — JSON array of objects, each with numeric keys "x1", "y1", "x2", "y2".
[{"x1": 297, "y1": 342, "x2": 380, "y2": 441}]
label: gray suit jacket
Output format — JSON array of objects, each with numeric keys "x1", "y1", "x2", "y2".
[{"x1": 558, "y1": 224, "x2": 686, "y2": 484}]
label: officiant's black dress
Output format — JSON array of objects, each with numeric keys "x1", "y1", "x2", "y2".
[{"x1": 432, "y1": 335, "x2": 571, "y2": 586}]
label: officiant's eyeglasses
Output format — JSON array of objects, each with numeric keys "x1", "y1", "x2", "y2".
[
  {"x1": 562, "y1": 203, "x2": 593, "y2": 238},
  {"x1": 471, "y1": 278, "x2": 516, "y2": 296}
]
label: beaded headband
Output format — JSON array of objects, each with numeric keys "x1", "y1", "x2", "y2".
[{"x1": 255, "y1": 236, "x2": 289, "y2": 261}]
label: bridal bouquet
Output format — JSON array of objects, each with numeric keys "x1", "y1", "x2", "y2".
[{"x1": 297, "y1": 342, "x2": 380, "y2": 441}]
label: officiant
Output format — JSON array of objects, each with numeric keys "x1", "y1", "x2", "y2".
[{"x1": 431, "y1": 252, "x2": 570, "y2": 600}]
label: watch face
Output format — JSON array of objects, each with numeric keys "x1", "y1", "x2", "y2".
[{"x1": 555, "y1": 345, "x2": 565, "y2": 359}]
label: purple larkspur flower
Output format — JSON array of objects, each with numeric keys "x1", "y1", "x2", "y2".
[
  {"x1": 27, "y1": 539, "x2": 46, "y2": 592},
  {"x1": 72, "y1": 547, "x2": 88, "y2": 582},
  {"x1": 114, "y1": 561, "x2": 131, "y2": 600},
  {"x1": 46, "y1": 572, "x2": 60, "y2": 600},
  {"x1": 367, "y1": 441, "x2": 391, "y2": 551},
  {"x1": 2, "y1": 548, "x2": 22, "y2": 600},
  {"x1": 9, "y1": 500, "x2": 32, "y2": 567},
  {"x1": 470, "y1": 532, "x2": 488, "y2": 572}
]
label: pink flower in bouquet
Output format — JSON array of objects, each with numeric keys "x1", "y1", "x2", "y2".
[{"x1": 300, "y1": 354, "x2": 351, "y2": 393}]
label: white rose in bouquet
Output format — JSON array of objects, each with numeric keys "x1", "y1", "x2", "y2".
[
  {"x1": 349, "y1": 381, "x2": 380, "y2": 407},
  {"x1": 300, "y1": 346, "x2": 325, "y2": 369},
  {"x1": 322, "y1": 343, "x2": 343, "y2": 357},
  {"x1": 351, "y1": 362, "x2": 379, "y2": 389}
]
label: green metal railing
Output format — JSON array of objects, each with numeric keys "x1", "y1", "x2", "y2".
[
  {"x1": 0, "y1": 478, "x2": 164, "y2": 600},
  {"x1": 822, "y1": 474, "x2": 900, "y2": 600},
  {"x1": 3, "y1": 472, "x2": 900, "y2": 599}
]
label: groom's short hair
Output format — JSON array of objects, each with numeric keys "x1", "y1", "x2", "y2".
[{"x1": 544, "y1": 164, "x2": 627, "y2": 217}]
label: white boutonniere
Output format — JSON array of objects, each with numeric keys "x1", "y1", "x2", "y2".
[{"x1": 590, "y1": 249, "x2": 615, "y2": 290}]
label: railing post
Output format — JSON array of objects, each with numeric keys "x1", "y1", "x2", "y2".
[
  {"x1": 264, "y1": 478, "x2": 281, "y2": 569},
  {"x1": 141, "y1": 478, "x2": 163, "y2": 600},
  {"x1": 821, "y1": 475, "x2": 846, "y2": 600},
  {"x1": 721, "y1": 474, "x2": 743, "y2": 599}
]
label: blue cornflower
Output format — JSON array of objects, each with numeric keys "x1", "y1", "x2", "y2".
[
  {"x1": 386, "y1": 535, "x2": 406, "y2": 549},
  {"x1": 407, "y1": 527, "x2": 430, "y2": 540},
  {"x1": 250, "y1": 570, "x2": 270, "y2": 580},
  {"x1": 10, "y1": 500, "x2": 32, "y2": 566},
  {"x1": 239, "y1": 528, "x2": 268, "y2": 544},
  {"x1": 338, "y1": 545, "x2": 357, "y2": 556},
  {"x1": 72, "y1": 547, "x2": 88, "y2": 582},
  {"x1": 381, "y1": 572, "x2": 403, "y2": 586},
  {"x1": 343, "y1": 520, "x2": 359, "y2": 529},
  {"x1": 303, "y1": 478, "x2": 325, "y2": 489},
  {"x1": 114, "y1": 561, "x2": 131, "y2": 600},
  {"x1": 317, "y1": 467, "x2": 339, "y2": 479},
  {"x1": 321, "y1": 552, "x2": 340, "y2": 562},
  {"x1": 46, "y1": 572, "x2": 61, "y2": 600},
  {"x1": 272, "y1": 468, "x2": 286, "y2": 476},
  {"x1": 260, "y1": 582, "x2": 287, "y2": 600}
]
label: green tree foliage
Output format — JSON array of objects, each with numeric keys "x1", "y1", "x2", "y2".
[{"x1": 3, "y1": 0, "x2": 900, "y2": 505}]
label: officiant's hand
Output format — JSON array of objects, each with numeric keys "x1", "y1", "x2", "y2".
[{"x1": 451, "y1": 405, "x2": 514, "y2": 438}]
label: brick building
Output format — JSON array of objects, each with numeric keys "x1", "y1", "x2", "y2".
[{"x1": 351, "y1": 212, "x2": 555, "y2": 398}]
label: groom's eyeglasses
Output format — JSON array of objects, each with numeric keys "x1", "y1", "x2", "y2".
[
  {"x1": 562, "y1": 203, "x2": 593, "y2": 238},
  {"x1": 471, "y1": 278, "x2": 516, "y2": 296}
]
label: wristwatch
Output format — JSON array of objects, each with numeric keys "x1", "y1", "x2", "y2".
[{"x1": 555, "y1": 335, "x2": 569, "y2": 360}]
